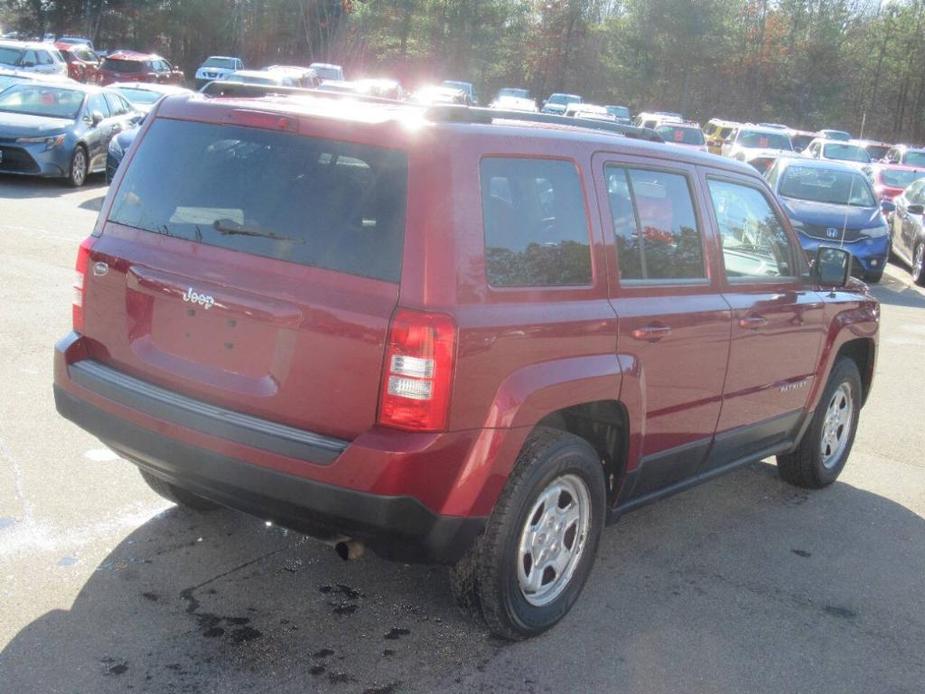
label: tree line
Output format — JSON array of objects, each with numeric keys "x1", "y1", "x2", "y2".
[{"x1": 3, "y1": 0, "x2": 924, "y2": 142}]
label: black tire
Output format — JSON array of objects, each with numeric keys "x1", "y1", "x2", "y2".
[
  {"x1": 139, "y1": 470, "x2": 220, "y2": 511},
  {"x1": 777, "y1": 358, "x2": 862, "y2": 489},
  {"x1": 449, "y1": 427, "x2": 606, "y2": 640},
  {"x1": 67, "y1": 145, "x2": 89, "y2": 187},
  {"x1": 912, "y1": 242, "x2": 925, "y2": 287}
]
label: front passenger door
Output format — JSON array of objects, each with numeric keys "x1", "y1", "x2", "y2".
[{"x1": 704, "y1": 172, "x2": 826, "y2": 467}]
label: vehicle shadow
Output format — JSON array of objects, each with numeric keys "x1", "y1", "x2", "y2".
[
  {"x1": 1, "y1": 461, "x2": 922, "y2": 693},
  {"x1": 0, "y1": 173, "x2": 107, "y2": 198},
  {"x1": 78, "y1": 194, "x2": 106, "y2": 211},
  {"x1": 870, "y1": 263, "x2": 925, "y2": 308}
]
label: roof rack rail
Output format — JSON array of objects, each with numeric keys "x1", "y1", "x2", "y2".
[
  {"x1": 197, "y1": 82, "x2": 663, "y2": 143},
  {"x1": 473, "y1": 108, "x2": 664, "y2": 143},
  {"x1": 199, "y1": 80, "x2": 402, "y2": 106}
]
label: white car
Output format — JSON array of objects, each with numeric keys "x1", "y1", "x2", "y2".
[
  {"x1": 224, "y1": 70, "x2": 297, "y2": 87},
  {"x1": 194, "y1": 56, "x2": 244, "y2": 88},
  {"x1": 0, "y1": 40, "x2": 67, "y2": 77},
  {"x1": 804, "y1": 138, "x2": 872, "y2": 167},
  {"x1": 721, "y1": 125, "x2": 794, "y2": 162},
  {"x1": 309, "y1": 62, "x2": 345, "y2": 82},
  {"x1": 490, "y1": 94, "x2": 538, "y2": 112},
  {"x1": 564, "y1": 103, "x2": 615, "y2": 121}
]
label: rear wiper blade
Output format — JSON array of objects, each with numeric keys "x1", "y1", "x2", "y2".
[{"x1": 212, "y1": 219, "x2": 302, "y2": 243}]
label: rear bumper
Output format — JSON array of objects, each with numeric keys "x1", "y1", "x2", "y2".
[{"x1": 54, "y1": 334, "x2": 490, "y2": 564}]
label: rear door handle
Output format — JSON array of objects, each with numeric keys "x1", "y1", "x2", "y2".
[
  {"x1": 739, "y1": 315, "x2": 769, "y2": 330},
  {"x1": 631, "y1": 323, "x2": 672, "y2": 342}
]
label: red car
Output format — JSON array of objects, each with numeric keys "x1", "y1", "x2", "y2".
[
  {"x1": 97, "y1": 50, "x2": 184, "y2": 86},
  {"x1": 55, "y1": 87, "x2": 878, "y2": 640},
  {"x1": 868, "y1": 163, "x2": 925, "y2": 213},
  {"x1": 55, "y1": 42, "x2": 100, "y2": 83}
]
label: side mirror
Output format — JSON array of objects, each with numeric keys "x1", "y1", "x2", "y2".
[
  {"x1": 812, "y1": 246, "x2": 851, "y2": 287},
  {"x1": 907, "y1": 204, "x2": 924, "y2": 215},
  {"x1": 90, "y1": 110, "x2": 104, "y2": 126}
]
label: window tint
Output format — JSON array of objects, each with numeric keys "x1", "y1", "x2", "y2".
[
  {"x1": 481, "y1": 157, "x2": 592, "y2": 287},
  {"x1": 605, "y1": 166, "x2": 705, "y2": 281},
  {"x1": 709, "y1": 180, "x2": 796, "y2": 280},
  {"x1": 108, "y1": 119, "x2": 408, "y2": 282},
  {"x1": 37, "y1": 50, "x2": 53, "y2": 65}
]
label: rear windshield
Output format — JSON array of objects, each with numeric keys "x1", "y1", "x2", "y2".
[
  {"x1": 865, "y1": 145, "x2": 890, "y2": 160},
  {"x1": 738, "y1": 130, "x2": 792, "y2": 150},
  {"x1": 656, "y1": 125, "x2": 705, "y2": 145},
  {"x1": 102, "y1": 58, "x2": 143, "y2": 73},
  {"x1": 881, "y1": 169, "x2": 925, "y2": 188},
  {"x1": 822, "y1": 143, "x2": 870, "y2": 163},
  {"x1": 791, "y1": 134, "x2": 814, "y2": 150},
  {"x1": 113, "y1": 86, "x2": 162, "y2": 105},
  {"x1": 0, "y1": 46, "x2": 23, "y2": 66},
  {"x1": 904, "y1": 151, "x2": 925, "y2": 167},
  {"x1": 108, "y1": 119, "x2": 408, "y2": 282}
]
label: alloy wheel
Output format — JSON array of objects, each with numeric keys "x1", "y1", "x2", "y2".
[
  {"x1": 517, "y1": 474, "x2": 591, "y2": 607},
  {"x1": 820, "y1": 383, "x2": 853, "y2": 469}
]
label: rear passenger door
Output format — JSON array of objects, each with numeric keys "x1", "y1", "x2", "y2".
[
  {"x1": 701, "y1": 169, "x2": 825, "y2": 466},
  {"x1": 594, "y1": 154, "x2": 732, "y2": 500}
]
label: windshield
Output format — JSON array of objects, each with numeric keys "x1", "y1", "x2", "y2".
[
  {"x1": 821, "y1": 130, "x2": 851, "y2": 141},
  {"x1": 864, "y1": 145, "x2": 890, "y2": 160},
  {"x1": 311, "y1": 65, "x2": 343, "y2": 81},
  {"x1": 102, "y1": 58, "x2": 143, "y2": 73},
  {"x1": 791, "y1": 134, "x2": 814, "y2": 151},
  {"x1": 203, "y1": 57, "x2": 237, "y2": 69},
  {"x1": 880, "y1": 169, "x2": 925, "y2": 188},
  {"x1": 114, "y1": 87, "x2": 163, "y2": 105},
  {"x1": 498, "y1": 88, "x2": 529, "y2": 98},
  {"x1": 822, "y1": 143, "x2": 870, "y2": 163},
  {"x1": 739, "y1": 130, "x2": 792, "y2": 150},
  {"x1": 656, "y1": 125, "x2": 705, "y2": 145},
  {"x1": 0, "y1": 84, "x2": 83, "y2": 119},
  {"x1": 779, "y1": 166, "x2": 877, "y2": 207},
  {"x1": 108, "y1": 119, "x2": 408, "y2": 282},
  {"x1": 0, "y1": 46, "x2": 23, "y2": 66},
  {"x1": 0, "y1": 74, "x2": 30, "y2": 91},
  {"x1": 903, "y1": 151, "x2": 925, "y2": 167},
  {"x1": 548, "y1": 93, "x2": 580, "y2": 105},
  {"x1": 606, "y1": 105, "x2": 630, "y2": 119}
]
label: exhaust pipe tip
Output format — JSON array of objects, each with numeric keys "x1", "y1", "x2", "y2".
[{"x1": 334, "y1": 539, "x2": 365, "y2": 561}]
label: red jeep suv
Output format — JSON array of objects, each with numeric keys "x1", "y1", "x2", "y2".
[
  {"x1": 98, "y1": 50, "x2": 184, "y2": 86},
  {"x1": 54, "y1": 87, "x2": 879, "y2": 640}
]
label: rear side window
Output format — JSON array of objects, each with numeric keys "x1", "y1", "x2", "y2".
[
  {"x1": 605, "y1": 166, "x2": 705, "y2": 282},
  {"x1": 480, "y1": 157, "x2": 592, "y2": 287},
  {"x1": 108, "y1": 119, "x2": 408, "y2": 282}
]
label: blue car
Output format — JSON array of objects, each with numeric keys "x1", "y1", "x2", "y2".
[
  {"x1": 766, "y1": 158, "x2": 890, "y2": 282},
  {"x1": 0, "y1": 81, "x2": 139, "y2": 186}
]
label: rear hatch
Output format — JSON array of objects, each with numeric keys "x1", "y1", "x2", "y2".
[{"x1": 81, "y1": 113, "x2": 408, "y2": 441}]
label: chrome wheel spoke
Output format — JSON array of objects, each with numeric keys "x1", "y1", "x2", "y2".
[{"x1": 820, "y1": 382, "x2": 853, "y2": 469}]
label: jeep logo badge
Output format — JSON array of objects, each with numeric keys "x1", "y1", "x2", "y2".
[
  {"x1": 826, "y1": 227, "x2": 840, "y2": 238},
  {"x1": 182, "y1": 287, "x2": 215, "y2": 310}
]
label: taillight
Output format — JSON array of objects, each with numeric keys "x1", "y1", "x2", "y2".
[
  {"x1": 378, "y1": 308, "x2": 456, "y2": 432},
  {"x1": 72, "y1": 238, "x2": 93, "y2": 332}
]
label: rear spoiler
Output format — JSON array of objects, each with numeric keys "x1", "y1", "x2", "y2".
[{"x1": 199, "y1": 81, "x2": 664, "y2": 144}]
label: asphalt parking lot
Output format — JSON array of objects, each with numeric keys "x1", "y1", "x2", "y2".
[{"x1": 0, "y1": 175, "x2": 923, "y2": 694}]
